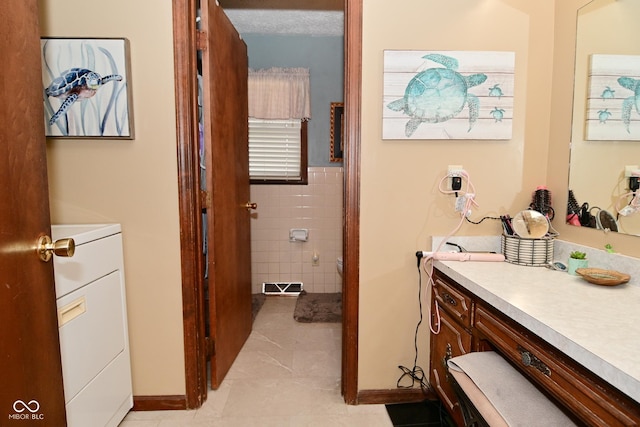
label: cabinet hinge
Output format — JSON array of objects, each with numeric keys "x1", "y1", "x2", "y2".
[
  {"x1": 200, "y1": 190, "x2": 211, "y2": 209},
  {"x1": 205, "y1": 336, "x2": 215, "y2": 358},
  {"x1": 196, "y1": 30, "x2": 207, "y2": 51}
]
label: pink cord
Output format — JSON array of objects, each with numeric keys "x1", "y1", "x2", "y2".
[
  {"x1": 423, "y1": 256, "x2": 442, "y2": 335},
  {"x1": 616, "y1": 191, "x2": 640, "y2": 216},
  {"x1": 426, "y1": 169, "x2": 479, "y2": 335}
]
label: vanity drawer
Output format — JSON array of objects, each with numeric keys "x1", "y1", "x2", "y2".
[
  {"x1": 475, "y1": 304, "x2": 640, "y2": 427},
  {"x1": 433, "y1": 274, "x2": 473, "y2": 329},
  {"x1": 429, "y1": 309, "x2": 471, "y2": 427}
]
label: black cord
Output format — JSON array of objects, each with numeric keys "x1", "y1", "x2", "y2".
[
  {"x1": 396, "y1": 257, "x2": 431, "y2": 393},
  {"x1": 445, "y1": 242, "x2": 466, "y2": 252},
  {"x1": 464, "y1": 215, "x2": 501, "y2": 225}
]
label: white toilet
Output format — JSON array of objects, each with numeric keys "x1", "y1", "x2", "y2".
[{"x1": 336, "y1": 257, "x2": 343, "y2": 276}]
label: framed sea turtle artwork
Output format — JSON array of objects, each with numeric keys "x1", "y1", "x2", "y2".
[
  {"x1": 40, "y1": 38, "x2": 134, "y2": 139},
  {"x1": 585, "y1": 54, "x2": 640, "y2": 141},
  {"x1": 382, "y1": 50, "x2": 515, "y2": 140}
]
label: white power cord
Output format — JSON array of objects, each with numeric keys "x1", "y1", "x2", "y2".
[
  {"x1": 438, "y1": 169, "x2": 479, "y2": 217},
  {"x1": 616, "y1": 191, "x2": 640, "y2": 217},
  {"x1": 425, "y1": 168, "x2": 480, "y2": 334}
]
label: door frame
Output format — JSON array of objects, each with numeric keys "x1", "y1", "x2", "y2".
[
  {"x1": 172, "y1": 0, "x2": 363, "y2": 408},
  {"x1": 172, "y1": 0, "x2": 208, "y2": 408},
  {"x1": 341, "y1": 0, "x2": 362, "y2": 405}
]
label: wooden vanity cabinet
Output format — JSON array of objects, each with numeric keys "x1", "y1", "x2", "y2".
[
  {"x1": 430, "y1": 268, "x2": 640, "y2": 427},
  {"x1": 429, "y1": 275, "x2": 473, "y2": 427},
  {"x1": 475, "y1": 304, "x2": 640, "y2": 426}
]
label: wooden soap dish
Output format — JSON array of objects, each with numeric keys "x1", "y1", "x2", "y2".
[{"x1": 575, "y1": 268, "x2": 630, "y2": 286}]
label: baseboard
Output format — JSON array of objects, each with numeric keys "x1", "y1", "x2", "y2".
[
  {"x1": 132, "y1": 395, "x2": 188, "y2": 411},
  {"x1": 356, "y1": 388, "x2": 437, "y2": 405}
]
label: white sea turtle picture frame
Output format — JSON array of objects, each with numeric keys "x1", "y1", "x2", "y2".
[
  {"x1": 41, "y1": 38, "x2": 134, "y2": 139},
  {"x1": 382, "y1": 50, "x2": 515, "y2": 140},
  {"x1": 585, "y1": 54, "x2": 640, "y2": 141}
]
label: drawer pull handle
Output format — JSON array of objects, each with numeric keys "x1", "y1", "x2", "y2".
[
  {"x1": 441, "y1": 292, "x2": 457, "y2": 306},
  {"x1": 58, "y1": 297, "x2": 87, "y2": 327},
  {"x1": 518, "y1": 345, "x2": 551, "y2": 376},
  {"x1": 442, "y1": 343, "x2": 453, "y2": 367}
]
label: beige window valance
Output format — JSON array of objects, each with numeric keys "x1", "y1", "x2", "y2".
[{"x1": 248, "y1": 67, "x2": 311, "y2": 120}]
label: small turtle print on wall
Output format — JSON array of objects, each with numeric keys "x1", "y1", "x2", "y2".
[
  {"x1": 586, "y1": 54, "x2": 640, "y2": 141},
  {"x1": 383, "y1": 50, "x2": 514, "y2": 140},
  {"x1": 41, "y1": 38, "x2": 134, "y2": 138}
]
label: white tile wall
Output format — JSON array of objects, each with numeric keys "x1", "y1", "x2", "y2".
[{"x1": 250, "y1": 167, "x2": 344, "y2": 294}]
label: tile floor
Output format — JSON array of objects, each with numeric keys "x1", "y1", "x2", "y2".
[{"x1": 119, "y1": 296, "x2": 394, "y2": 426}]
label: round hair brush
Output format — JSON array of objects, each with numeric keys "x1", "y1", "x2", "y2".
[{"x1": 530, "y1": 186, "x2": 554, "y2": 219}]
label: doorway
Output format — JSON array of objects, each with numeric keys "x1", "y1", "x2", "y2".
[{"x1": 172, "y1": 0, "x2": 362, "y2": 408}]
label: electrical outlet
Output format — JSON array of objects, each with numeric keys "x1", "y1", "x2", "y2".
[
  {"x1": 447, "y1": 165, "x2": 463, "y2": 190},
  {"x1": 448, "y1": 165, "x2": 463, "y2": 176},
  {"x1": 625, "y1": 165, "x2": 639, "y2": 177}
]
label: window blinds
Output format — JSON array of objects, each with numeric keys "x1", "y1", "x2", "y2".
[{"x1": 248, "y1": 118, "x2": 302, "y2": 180}]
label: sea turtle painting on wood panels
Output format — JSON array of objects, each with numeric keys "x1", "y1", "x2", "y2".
[
  {"x1": 383, "y1": 50, "x2": 515, "y2": 140},
  {"x1": 41, "y1": 38, "x2": 133, "y2": 138},
  {"x1": 586, "y1": 54, "x2": 640, "y2": 141}
]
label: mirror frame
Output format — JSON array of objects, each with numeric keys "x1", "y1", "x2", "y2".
[{"x1": 330, "y1": 102, "x2": 344, "y2": 162}]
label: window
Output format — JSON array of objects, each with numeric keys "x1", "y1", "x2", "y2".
[{"x1": 249, "y1": 118, "x2": 308, "y2": 184}]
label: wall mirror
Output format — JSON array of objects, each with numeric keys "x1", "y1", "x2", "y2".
[{"x1": 568, "y1": 0, "x2": 640, "y2": 236}]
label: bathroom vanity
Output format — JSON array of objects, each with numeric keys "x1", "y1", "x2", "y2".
[
  {"x1": 430, "y1": 260, "x2": 640, "y2": 426},
  {"x1": 52, "y1": 224, "x2": 133, "y2": 427}
]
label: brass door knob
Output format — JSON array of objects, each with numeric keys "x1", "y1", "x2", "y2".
[
  {"x1": 37, "y1": 235, "x2": 75, "y2": 262},
  {"x1": 245, "y1": 202, "x2": 257, "y2": 211}
]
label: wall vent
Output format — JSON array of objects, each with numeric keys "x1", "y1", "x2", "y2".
[{"x1": 262, "y1": 282, "x2": 303, "y2": 295}]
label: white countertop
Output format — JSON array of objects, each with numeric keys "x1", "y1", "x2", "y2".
[{"x1": 434, "y1": 259, "x2": 640, "y2": 403}]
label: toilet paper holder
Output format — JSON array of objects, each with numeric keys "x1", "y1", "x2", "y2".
[{"x1": 289, "y1": 228, "x2": 309, "y2": 242}]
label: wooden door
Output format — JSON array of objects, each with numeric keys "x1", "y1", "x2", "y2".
[
  {"x1": 0, "y1": 0, "x2": 67, "y2": 424},
  {"x1": 200, "y1": 0, "x2": 253, "y2": 389}
]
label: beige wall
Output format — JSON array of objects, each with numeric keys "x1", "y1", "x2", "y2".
[
  {"x1": 36, "y1": 0, "x2": 640, "y2": 400},
  {"x1": 39, "y1": 0, "x2": 185, "y2": 395},
  {"x1": 358, "y1": 0, "x2": 640, "y2": 392},
  {"x1": 359, "y1": 0, "x2": 556, "y2": 390},
  {"x1": 357, "y1": 0, "x2": 640, "y2": 392}
]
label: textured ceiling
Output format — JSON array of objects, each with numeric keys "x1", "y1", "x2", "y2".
[{"x1": 224, "y1": 9, "x2": 344, "y2": 36}]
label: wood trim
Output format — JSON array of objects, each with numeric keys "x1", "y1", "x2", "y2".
[
  {"x1": 300, "y1": 119, "x2": 309, "y2": 183},
  {"x1": 172, "y1": 0, "x2": 207, "y2": 409},
  {"x1": 356, "y1": 388, "x2": 437, "y2": 405},
  {"x1": 172, "y1": 0, "x2": 365, "y2": 410},
  {"x1": 132, "y1": 395, "x2": 188, "y2": 411},
  {"x1": 342, "y1": 0, "x2": 362, "y2": 405}
]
